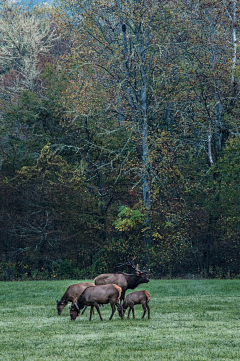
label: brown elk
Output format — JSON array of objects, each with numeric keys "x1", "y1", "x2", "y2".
[
  {"x1": 94, "y1": 258, "x2": 149, "y2": 302},
  {"x1": 56, "y1": 282, "x2": 94, "y2": 315},
  {"x1": 69, "y1": 284, "x2": 123, "y2": 321},
  {"x1": 122, "y1": 290, "x2": 151, "y2": 319}
]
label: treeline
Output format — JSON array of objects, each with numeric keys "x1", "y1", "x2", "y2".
[{"x1": 1, "y1": 0, "x2": 240, "y2": 280}]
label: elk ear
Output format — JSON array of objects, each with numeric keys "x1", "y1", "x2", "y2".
[{"x1": 136, "y1": 271, "x2": 140, "y2": 276}]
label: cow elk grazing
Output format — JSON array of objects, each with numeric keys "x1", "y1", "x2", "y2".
[
  {"x1": 94, "y1": 257, "x2": 149, "y2": 303},
  {"x1": 70, "y1": 284, "x2": 123, "y2": 321},
  {"x1": 122, "y1": 290, "x2": 151, "y2": 319},
  {"x1": 56, "y1": 282, "x2": 94, "y2": 315}
]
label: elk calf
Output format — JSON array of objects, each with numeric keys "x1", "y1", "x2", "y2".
[
  {"x1": 122, "y1": 290, "x2": 150, "y2": 319},
  {"x1": 70, "y1": 284, "x2": 123, "y2": 321},
  {"x1": 56, "y1": 282, "x2": 94, "y2": 315}
]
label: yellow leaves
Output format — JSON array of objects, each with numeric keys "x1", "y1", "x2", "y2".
[{"x1": 152, "y1": 232, "x2": 163, "y2": 240}]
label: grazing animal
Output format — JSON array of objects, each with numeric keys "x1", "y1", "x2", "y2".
[
  {"x1": 56, "y1": 282, "x2": 94, "y2": 315},
  {"x1": 122, "y1": 290, "x2": 151, "y2": 319},
  {"x1": 94, "y1": 258, "x2": 149, "y2": 302},
  {"x1": 70, "y1": 284, "x2": 123, "y2": 321}
]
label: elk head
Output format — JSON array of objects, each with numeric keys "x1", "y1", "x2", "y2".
[
  {"x1": 136, "y1": 271, "x2": 149, "y2": 283},
  {"x1": 69, "y1": 303, "x2": 80, "y2": 321},
  {"x1": 116, "y1": 303, "x2": 123, "y2": 319},
  {"x1": 56, "y1": 300, "x2": 65, "y2": 316},
  {"x1": 117, "y1": 257, "x2": 150, "y2": 282}
]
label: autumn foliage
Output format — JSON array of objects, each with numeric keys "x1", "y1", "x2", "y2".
[{"x1": 0, "y1": 0, "x2": 240, "y2": 280}]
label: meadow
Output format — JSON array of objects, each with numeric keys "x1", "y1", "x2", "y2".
[{"x1": 0, "y1": 279, "x2": 240, "y2": 361}]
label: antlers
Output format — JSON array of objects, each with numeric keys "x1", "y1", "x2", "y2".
[{"x1": 117, "y1": 257, "x2": 148, "y2": 273}]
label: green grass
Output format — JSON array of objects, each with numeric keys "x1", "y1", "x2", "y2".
[{"x1": 0, "y1": 279, "x2": 240, "y2": 360}]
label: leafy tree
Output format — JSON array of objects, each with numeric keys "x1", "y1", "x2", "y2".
[
  {"x1": 0, "y1": 3, "x2": 58, "y2": 97},
  {"x1": 0, "y1": 145, "x2": 106, "y2": 278},
  {"x1": 55, "y1": 0, "x2": 178, "y2": 245},
  {"x1": 206, "y1": 137, "x2": 240, "y2": 275},
  {"x1": 0, "y1": 65, "x2": 69, "y2": 177}
]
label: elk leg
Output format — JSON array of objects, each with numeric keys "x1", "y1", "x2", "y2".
[
  {"x1": 89, "y1": 306, "x2": 94, "y2": 321},
  {"x1": 142, "y1": 304, "x2": 147, "y2": 319},
  {"x1": 109, "y1": 303, "x2": 116, "y2": 320},
  {"x1": 81, "y1": 305, "x2": 88, "y2": 315},
  {"x1": 132, "y1": 305, "x2": 135, "y2": 319},
  {"x1": 127, "y1": 301, "x2": 134, "y2": 318},
  {"x1": 147, "y1": 304, "x2": 150, "y2": 319},
  {"x1": 94, "y1": 304, "x2": 103, "y2": 321},
  {"x1": 120, "y1": 290, "x2": 125, "y2": 304}
]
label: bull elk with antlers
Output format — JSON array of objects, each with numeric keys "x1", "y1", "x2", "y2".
[{"x1": 94, "y1": 257, "x2": 149, "y2": 302}]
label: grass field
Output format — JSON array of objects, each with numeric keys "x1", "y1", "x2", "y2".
[{"x1": 0, "y1": 279, "x2": 240, "y2": 361}]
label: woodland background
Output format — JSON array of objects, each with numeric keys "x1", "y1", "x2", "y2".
[{"x1": 1, "y1": 0, "x2": 240, "y2": 280}]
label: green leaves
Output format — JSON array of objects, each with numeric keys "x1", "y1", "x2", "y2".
[{"x1": 113, "y1": 205, "x2": 145, "y2": 232}]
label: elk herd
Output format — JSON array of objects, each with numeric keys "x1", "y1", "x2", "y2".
[{"x1": 56, "y1": 258, "x2": 151, "y2": 321}]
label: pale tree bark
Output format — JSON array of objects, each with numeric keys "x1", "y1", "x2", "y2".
[
  {"x1": 208, "y1": 125, "x2": 214, "y2": 167},
  {"x1": 231, "y1": 0, "x2": 237, "y2": 85},
  {"x1": 222, "y1": 0, "x2": 237, "y2": 84}
]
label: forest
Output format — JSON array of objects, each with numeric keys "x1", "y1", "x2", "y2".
[{"x1": 0, "y1": 0, "x2": 240, "y2": 280}]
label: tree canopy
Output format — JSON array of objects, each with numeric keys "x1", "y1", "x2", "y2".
[{"x1": 1, "y1": 0, "x2": 240, "y2": 280}]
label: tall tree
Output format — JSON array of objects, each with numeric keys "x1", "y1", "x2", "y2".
[{"x1": 55, "y1": 0, "x2": 175, "y2": 245}]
